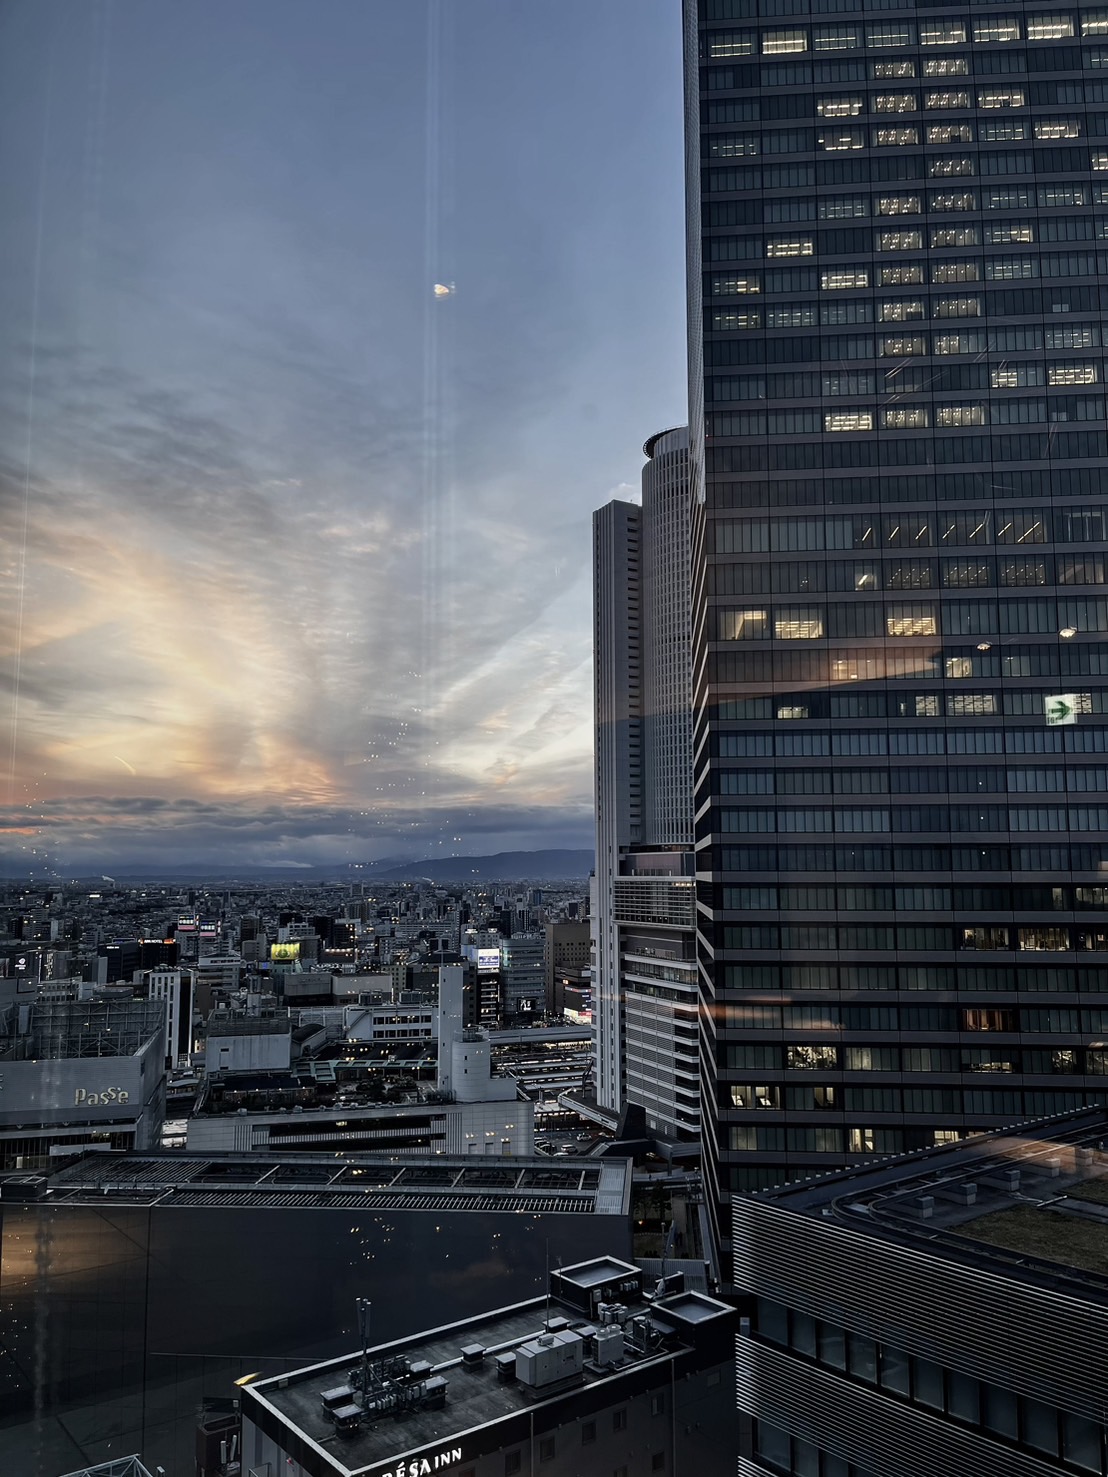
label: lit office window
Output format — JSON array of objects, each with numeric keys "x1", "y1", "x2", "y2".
[
  {"x1": 1027, "y1": 14, "x2": 1074, "y2": 38},
  {"x1": 712, "y1": 275, "x2": 762, "y2": 296},
  {"x1": 926, "y1": 90, "x2": 970, "y2": 108},
  {"x1": 949, "y1": 694, "x2": 1000, "y2": 716},
  {"x1": 718, "y1": 609, "x2": 769, "y2": 640},
  {"x1": 920, "y1": 21, "x2": 966, "y2": 45},
  {"x1": 981, "y1": 119, "x2": 1028, "y2": 141},
  {"x1": 986, "y1": 187, "x2": 1032, "y2": 209},
  {"x1": 930, "y1": 191, "x2": 977, "y2": 211},
  {"x1": 880, "y1": 300, "x2": 925, "y2": 321},
  {"x1": 974, "y1": 19, "x2": 1021, "y2": 42},
  {"x1": 712, "y1": 310, "x2": 762, "y2": 331},
  {"x1": 924, "y1": 56, "x2": 968, "y2": 75},
  {"x1": 931, "y1": 226, "x2": 979, "y2": 248},
  {"x1": 984, "y1": 257, "x2": 1035, "y2": 280},
  {"x1": 708, "y1": 31, "x2": 755, "y2": 56},
  {"x1": 872, "y1": 58, "x2": 916, "y2": 78},
  {"x1": 867, "y1": 23, "x2": 915, "y2": 47},
  {"x1": 927, "y1": 123, "x2": 974, "y2": 143},
  {"x1": 766, "y1": 307, "x2": 817, "y2": 329},
  {"x1": 874, "y1": 127, "x2": 919, "y2": 146},
  {"x1": 1035, "y1": 119, "x2": 1080, "y2": 139},
  {"x1": 820, "y1": 129, "x2": 865, "y2": 151},
  {"x1": 876, "y1": 196, "x2": 922, "y2": 215},
  {"x1": 882, "y1": 406, "x2": 929, "y2": 428},
  {"x1": 1046, "y1": 325, "x2": 1099, "y2": 348},
  {"x1": 1049, "y1": 364, "x2": 1098, "y2": 385},
  {"x1": 933, "y1": 297, "x2": 982, "y2": 318},
  {"x1": 932, "y1": 260, "x2": 979, "y2": 283},
  {"x1": 929, "y1": 157, "x2": 975, "y2": 177},
  {"x1": 817, "y1": 96, "x2": 863, "y2": 117},
  {"x1": 819, "y1": 196, "x2": 869, "y2": 219},
  {"x1": 978, "y1": 87, "x2": 1025, "y2": 107},
  {"x1": 877, "y1": 230, "x2": 923, "y2": 251},
  {"x1": 814, "y1": 24, "x2": 861, "y2": 51},
  {"x1": 991, "y1": 364, "x2": 1043, "y2": 388},
  {"x1": 886, "y1": 606, "x2": 938, "y2": 636},
  {"x1": 873, "y1": 94, "x2": 916, "y2": 113},
  {"x1": 825, "y1": 410, "x2": 874, "y2": 431},
  {"x1": 879, "y1": 263, "x2": 925, "y2": 285},
  {"x1": 766, "y1": 237, "x2": 814, "y2": 257},
  {"x1": 984, "y1": 223, "x2": 1033, "y2": 244},
  {"x1": 709, "y1": 135, "x2": 759, "y2": 158},
  {"x1": 762, "y1": 30, "x2": 808, "y2": 54},
  {"x1": 775, "y1": 611, "x2": 825, "y2": 639},
  {"x1": 936, "y1": 404, "x2": 987, "y2": 426},
  {"x1": 934, "y1": 331, "x2": 985, "y2": 355},
  {"x1": 1039, "y1": 185, "x2": 1086, "y2": 207}
]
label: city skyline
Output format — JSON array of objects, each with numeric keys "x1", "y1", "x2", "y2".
[{"x1": 0, "y1": 0, "x2": 686, "y2": 875}]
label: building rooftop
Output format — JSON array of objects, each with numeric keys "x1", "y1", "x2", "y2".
[
  {"x1": 753, "y1": 1107, "x2": 1108, "y2": 1303},
  {"x1": 206, "y1": 1013, "x2": 290, "y2": 1038},
  {"x1": 12, "y1": 1149, "x2": 631, "y2": 1217},
  {"x1": 241, "y1": 1257, "x2": 735, "y2": 1477},
  {"x1": 0, "y1": 998, "x2": 164, "y2": 1061}
]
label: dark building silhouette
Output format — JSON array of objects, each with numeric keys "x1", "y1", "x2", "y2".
[
  {"x1": 685, "y1": 0, "x2": 1108, "y2": 1264},
  {"x1": 732, "y1": 1108, "x2": 1108, "y2": 1476}
]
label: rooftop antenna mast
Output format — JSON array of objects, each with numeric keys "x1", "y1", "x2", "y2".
[
  {"x1": 357, "y1": 1297, "x2": 372, "y2": 1399},
  {"x1": 544, "y1": 1239, "x2": 551, "y2": 1331}
]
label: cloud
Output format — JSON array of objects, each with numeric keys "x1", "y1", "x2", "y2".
[
  {"x1": 0, "y1": 1, "x2": 688, "y2": 872},
  {"x1": 0, "y1": 347, "x2": 597, "y2": 870}
]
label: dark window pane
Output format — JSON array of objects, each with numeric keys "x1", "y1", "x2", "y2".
[
  {"x1": 1023, "y1": 1398, "x2": 1059, "y2": 1457},
  {"x1": 819, "y1": 1322, "x2": 847, "y2": 1370},
  {"x1": 1062, "y1": 1411, "x2": 1103, "y2": 1473},
  {"x1": 879, "y1": 1345, "x2": 910, "y2": 1396},
  {"x1": 914, "y1": 1359, "x2": 945, "y2": 1410},
  {"x1": 948, "y1": 1372, "x2": 980, "y2": 1425},
  {"x1": 982, "y1": 1384, "x2": 1018, "y2": 1440}
]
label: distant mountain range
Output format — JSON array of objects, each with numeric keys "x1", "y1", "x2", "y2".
[
  {"x1": 26, "y1": 849, "x2": 595, "y2": 886},
  {"x1": 369, "y1": 849, "x2": 594, "y2": 882}
]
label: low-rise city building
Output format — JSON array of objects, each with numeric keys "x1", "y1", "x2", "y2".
[
  {"x1": 0, "y1": 998, "x2": 165, "y2": 1169},
  {"x1": 240, "y1": 1255, "x2": 737, "y2": 1477}
]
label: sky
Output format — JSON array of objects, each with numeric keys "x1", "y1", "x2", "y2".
[{"x1": 0, "y1": 0, "x2": 687, "y2": 876}]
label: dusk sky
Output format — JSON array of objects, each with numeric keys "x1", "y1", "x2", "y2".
[{"x1": 0, "y1": 0, "x2": 686, "y2": 875}]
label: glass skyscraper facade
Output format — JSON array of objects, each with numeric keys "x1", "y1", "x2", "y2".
[{"x1": 685, "y1": 0, "x2": 1108, "y2": 1261}]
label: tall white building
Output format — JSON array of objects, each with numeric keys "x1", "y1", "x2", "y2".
[{"x1": 592, "y1": 428, "x2": 698, "y2": 1140}]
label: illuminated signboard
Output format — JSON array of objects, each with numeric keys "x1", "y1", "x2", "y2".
[
  {"x1": 270, "y1": 942, "x2": 301, "y2": 961},
  {"x1": 381, "y1": 1448, "x2": 463, "y2": 1477},
  {"x1": 476, "y1": 948, "x2": 501, "y2": 974}
]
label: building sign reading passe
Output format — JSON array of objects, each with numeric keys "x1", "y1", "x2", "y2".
[{"x1": 74, "y1": 1087, "x2": 131, "y2": 1106}]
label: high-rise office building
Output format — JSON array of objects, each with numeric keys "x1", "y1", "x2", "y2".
[
  {"x1": 592, "y1": 429, "x2": 699, "y2": 1140},
  {"x1": 685, "y1": 0, "x2": 1108, "y2": 1264}
]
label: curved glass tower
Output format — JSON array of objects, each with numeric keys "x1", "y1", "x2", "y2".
[{"x1": 593, "y1": 429, "x2": 699, "y2": 1140}]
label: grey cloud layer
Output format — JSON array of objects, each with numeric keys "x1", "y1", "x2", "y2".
[{"x1": 0, "y1": 0, "x2": 684, "y2": 871}]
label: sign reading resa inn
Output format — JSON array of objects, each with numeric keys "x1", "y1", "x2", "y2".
[{"x1": 380, "y1": 1448, "x2": 463, "y2": 1477}]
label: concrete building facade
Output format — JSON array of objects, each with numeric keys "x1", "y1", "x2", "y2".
[{"x1": 593, "y1": 429, "x2": 699, "y2": 1142}]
